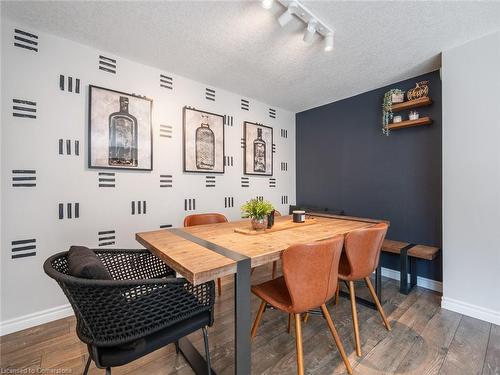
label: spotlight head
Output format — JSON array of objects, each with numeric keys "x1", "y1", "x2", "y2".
[
  {"x1": 303, "y1": 20, "x2": 317, "y2": 44},
  {"x1": 278, "y1": 2, "x2": 298, "y2": 27},
  {"x1": 324, "y1": 32, "x2": 334, "y2": 52},
  {"x1": 261, "y1": 0, "x2": 273, "y2": 10}
]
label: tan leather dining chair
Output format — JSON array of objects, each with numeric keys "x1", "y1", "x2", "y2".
[
  {"x1": 337, "y1": 222, "x2": 391, "y2": 356},
  {"x1": 184, "y1": 213, "x2": 228, "y2": 296},
  {"x1": 251, "y1": 235, "x2": 353, "y2": 375}
]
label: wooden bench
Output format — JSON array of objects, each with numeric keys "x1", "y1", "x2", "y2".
[{"x1": 381, "y1": 239, "x2": 440, "y2": 294}]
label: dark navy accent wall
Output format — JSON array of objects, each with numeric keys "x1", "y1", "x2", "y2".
[{"x1": 296, "y1": 71, "x2": 442, "y2": 281}]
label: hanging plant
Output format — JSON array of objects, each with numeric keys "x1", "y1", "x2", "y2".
[{"x1": 382, "y1": 89, "x2": 404, "y2": 136}]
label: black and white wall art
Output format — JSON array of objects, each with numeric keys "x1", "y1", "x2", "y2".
[
  {"x1": 183, "y1": 107, "x2": 225, "y2": 173},
  {"x1": 89, "y1": 85, "x2": 153, "y2": 171},
  {"x1": 244, "y1": 121, "x2": 273, "y2": 176}
]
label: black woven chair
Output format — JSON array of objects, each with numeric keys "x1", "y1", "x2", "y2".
[{"x1": 44, "y1": 248, "x2": 215, "y2": 375}]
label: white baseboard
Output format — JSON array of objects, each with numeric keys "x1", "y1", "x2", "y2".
[
  {"x1": 380, "y1": 267, "x2": 443, "y2": 293},
  {"x1": 0, "y1": 304, "x2": 74, "y2": 336},
  {"x1": 441, "y1": 297, "x2": 500, "y2": 326}
]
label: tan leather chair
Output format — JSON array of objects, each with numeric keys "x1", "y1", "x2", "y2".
[
  {"x1": 184, "y1": 213, "x2": 228, "y2": 296},
  {"x1": 337, "y1": 222, "x2": 391, "y2": 356},
  {"x1": 251, "y1": 236, "x2": 353, "y2": 375}
]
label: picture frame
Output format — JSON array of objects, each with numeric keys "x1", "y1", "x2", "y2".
[
  {"x1": 88, "y1": 85, "x2": 153, "y2": 171},
  {"x1": 244, "y1": 121, "x2": 273, "y2": 176},
  {"x1": 183, "y1": 106, "x2": 225, "y2": 174}
]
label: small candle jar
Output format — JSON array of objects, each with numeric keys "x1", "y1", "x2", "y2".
[{"x1": 293, "y1": 210, "x2": 306, "y2": 223}]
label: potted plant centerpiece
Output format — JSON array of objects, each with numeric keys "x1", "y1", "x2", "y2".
[{"x1": 241, "y1": 198, "x2": 274, "y2": 230}]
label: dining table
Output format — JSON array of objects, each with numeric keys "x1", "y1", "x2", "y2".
[{"x1": 136, "y1": 213, "x2": 387, "y2": 375}]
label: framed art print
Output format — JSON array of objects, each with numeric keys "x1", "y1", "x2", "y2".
[
  {"x1": 88, "y1": 85, "x2": 153, "y2": 171},
  {"x1": 183, "y1": 107, "x2": 225, "y2": 174},
  {"x1": 244, "y1": 121, "x2": 273, "y2": 176}
]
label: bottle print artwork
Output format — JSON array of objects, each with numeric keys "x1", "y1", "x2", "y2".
[
  {"x1": 195, "y1": 114, "x2": 215, "y2": 170},
  {"x1": 253, "y1": 127, "x2": 266, "y2": 173},
  {"x1": 108, "y1": 96, "x2": 138, "y2": 167}
]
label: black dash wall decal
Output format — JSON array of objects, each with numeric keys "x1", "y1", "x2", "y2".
[
  {"x1": 269, "y1": 178, "x2": 276, "y2": 187},
  {"x1": 224, "y1": 115, "x2": 234, "y2": 127},
  {"x1": 66, "y1": 139, "x2": 71, "y2": 155},
  {"x1": 75, "y1": 140, "x2": 80, "y2": 155},
  {"x1": 160, "y1": 74, "x2": 173, "y2": 89},
  {"x1": 272, "y1": 143, "x2": 276, "y2": 153},
  {"x1": 159, "y1": 124, "x2": 172, "y2": 138},
  {"x1": 99, "y1": 55, "x2": 116, "y2": 74},
  {"x1": 269, "y1": 108, "x2": 276, "y2": 118},
  {"x1": 14, "y1": 28, "x2": 38, "y2": 52},
  {"x1": 12, "y1": 170, "x2": 36, "y2": 187},
  {"x1": 205, "y1": 176, "x2": 216, "y2": 187},
  {"x1": 281, "y1": 162, "x2": 288, "y2": 171},
  {"x1": 11, "y1": 238, "x2": 36, "y2": 259},
  {"x1": 281, "y1": 195, "x2": 289, "y2": 205},
  {"x1": 241, "y1": 138, "x2": 245, "y2": 149},
  {"x1": 98, "y1": 230, "x2": 115, "y2": 246},
  {"x1": 205, "y1": 88, "x2": 215, "y2": 101},
  {"x1": 184, "y1": 198, "x2": 196, "y2": 211},
  {"x1": 241, "y1": 99, "x2": 249, "y2": 111},
  {"x1": 58, "y1": 203, "x2": 80, "y2": 219},
  {"x1": 224, "y1": 156, "x2": 234, "y2": 167},
  {"x1": 224, "y1": 197, "x2": 234, "y2": 208},
  {"x1": 131, "y1": 201, "x2": 147, "y2": 215},
  {"x1": 256, "y1": 196, "x2": 264, "y2": 202},
  {"x1": 98, "y1": 172, "x2": 115, "y2": 187},
  {"x1": 280, "y1": 129, "x2": 288, "y2": 138},
  {"x1": 12, "y1": 99, "x2": 36, "y2": 119},
  {"x1": 59, "y1": 75, "x2": 81, "y2": 94},
  {"x1": 241, "y1": 177, "x2": 250, "y2": 188},
  {"x1": 160, "y1": 224, "x2": 172, "y2": 229},
  {"x1": 160, "y1": 174, "x2": 173, "y2": 187}
]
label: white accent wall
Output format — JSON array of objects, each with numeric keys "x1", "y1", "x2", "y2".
[
  {"x1": 442, "y1": 31, "x2": 500, "y2": 325},
  {"x1": 0, "y1": 18, "x2": 296, "y2": 334}
]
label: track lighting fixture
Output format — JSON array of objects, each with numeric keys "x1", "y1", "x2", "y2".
[
  {"x1": 303, "y1": 20, "x2": 317, "y2": 44},
  {"x1": 265, "y1": 0, "x2": 334, "y2": 53},
  {"x1": 324, "y1": 32, "x2": 334, "y2": 52},
  {"x1": 278, "y1": 2, "x2": 297, "y2": 27},
  {"x1": 261, "y1": 0, "x2": 273, "y2": 10}
]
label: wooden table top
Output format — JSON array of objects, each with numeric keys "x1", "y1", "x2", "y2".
[{"x1": 137, "y1": 215, "x2": 380, "y2": 285}]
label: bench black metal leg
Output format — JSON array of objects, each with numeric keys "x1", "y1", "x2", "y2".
[{"x1": 400, "y1": 244, "x2": 417, "y2": 294}]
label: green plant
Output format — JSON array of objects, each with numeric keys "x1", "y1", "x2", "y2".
[
  {"x1": 241, "y1": 199, "x2": 274, "y2": 220},
  {"x1": 382, "y1": 89, "x2": 404, "y2": 136}
]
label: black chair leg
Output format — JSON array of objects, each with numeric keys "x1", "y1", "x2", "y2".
[
  {"x1": 202, "y1": 326, "x2": 211, "y2": 375},
  {"x1": 105, "y1": 367, "x2": 111, "y2": 375},
  {"x1": 175, "y1": 340, "x2": 180, "y2": 354},
  {"x1": 83, "y1": 356, "x2": 91, "y2": 375}
]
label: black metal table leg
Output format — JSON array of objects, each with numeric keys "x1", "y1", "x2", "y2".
[
  {"x1": 337, "y1": 264, "x2": 383, "y2": 310},
  {"x1": 178, "y1": 337, "x2": 218, "y2": 375},
  {"x1": 170, "y1": 228, "x2": 252, "y2": 375},
  {"x1": 235, "y1": 258, "x2": 252, "y2": 374}
]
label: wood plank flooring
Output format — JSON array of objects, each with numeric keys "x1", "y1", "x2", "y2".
[{"x1": 1, "y1": 265, "x2": 499, "y2": 375}]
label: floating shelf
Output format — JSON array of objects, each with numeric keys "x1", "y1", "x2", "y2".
[
  {"x1": 391, "y1": 97, "x2": 432, "y2": 112},
  {"x1": 387, "y1": 116, "x2": 432, "y2": 130}
]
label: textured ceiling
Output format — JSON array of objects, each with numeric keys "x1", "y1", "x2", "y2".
[{"x1": 2, "y1": 1, "x2": 500, "y2": 112}]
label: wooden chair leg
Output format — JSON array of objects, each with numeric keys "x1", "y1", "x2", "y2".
[
  {"x1": 251, "y1": 301, "x2": 267, "y2": 339},
  {"x1": 364, "y1": 276, "x2": 391, "y2": 331},
  {"x1": 272, "y1": 261, "x2": 277, "y2": 279},
  {"x1": 217, "y1": 278, "x2": 222, "y2": 297},
  {"x1": 303, "y1": 312, "x2": 309, "y2": 323},
  {"x1": 334, "y1": 283, "x2": 340, "y2": 305},
  {"x1": 287, "y1": 313, "x2": 292, "y2": 334},
  {"x1": 348, "y1": 281, "x2": 362, "y2": 356},
  {"x1": 320, "y1": 304, "x2": 353, "y2": 375},
  {"x1": 294, "y1": 313, "x2": 304, "y2": 375}
]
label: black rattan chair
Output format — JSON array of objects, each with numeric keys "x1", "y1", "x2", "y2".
[{"x1": 44, "y1": 248, "x2": 215, "y2": 375}]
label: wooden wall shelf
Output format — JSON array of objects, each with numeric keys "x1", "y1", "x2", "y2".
[
  {"x1": 391, "y1": 97, "x2": 432, "y2": 112},
  {"x1": 387, "y1": 116, "x2": 432, "y2": 130}
]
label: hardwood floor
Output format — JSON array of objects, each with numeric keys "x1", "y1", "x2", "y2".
[{"x1": 1, "y1": 265, "x2": 499, "y2": 375}]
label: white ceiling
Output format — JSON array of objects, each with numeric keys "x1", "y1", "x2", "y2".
[{"x1": 2, "y1": 1, "x2": 500, "y2": 112}]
